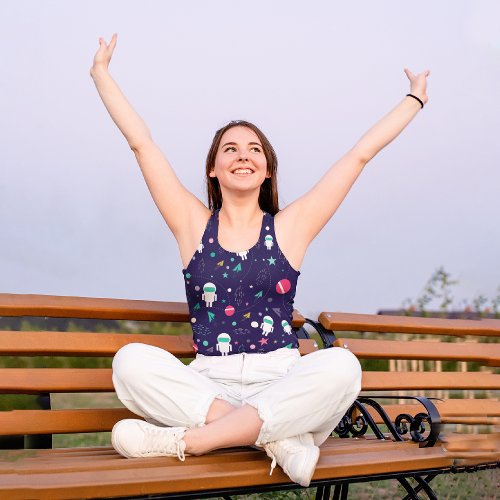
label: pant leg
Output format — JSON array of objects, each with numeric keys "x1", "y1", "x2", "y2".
[
  {"x1": 244, "y1": 347, "x2": 362, "y2": 446},
  {"x1": 112, "y1": 343, "x2": 232, "y2": 428}
]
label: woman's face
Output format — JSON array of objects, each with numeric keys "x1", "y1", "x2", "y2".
[{"x1": 209, "y1": 126, "x2": 270, "y2": 192}]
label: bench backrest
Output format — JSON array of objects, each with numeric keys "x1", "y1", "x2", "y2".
[
  {"x1": 316, "y1": 311, "x2": 500, "y2": 429},
  {"x1": 0, "y1": 293, "x2": 315, "y2": 440}
]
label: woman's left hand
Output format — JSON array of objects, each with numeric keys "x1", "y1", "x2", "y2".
[{"x1": 404, "y1": 68, "x2": 430, "y2": 105}]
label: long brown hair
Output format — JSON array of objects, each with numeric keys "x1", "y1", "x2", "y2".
[{"x1": 205, "y1": 120, "x2": 279, "y2": 215}]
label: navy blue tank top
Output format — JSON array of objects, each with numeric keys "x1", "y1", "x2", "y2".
[{"x1": 181, "y1": 208, "x2": 301, "y2": 355}]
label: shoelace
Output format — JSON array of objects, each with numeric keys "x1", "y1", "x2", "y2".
[
  {"x1": 143, "y1": 426, "x2": 186, "y2": 461},
  {"x1": 263, "y1": 444, "x2": 277, "y2": 476},
  {"x1": 263, "y1": 440, "x2": 303, "y2": 476}
]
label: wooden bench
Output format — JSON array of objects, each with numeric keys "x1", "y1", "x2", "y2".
[
  {"x1": 0, "y1": 293, "x2": 498, "y2": 499},
  {"x1": 316, "y1": 312, "x2": 500, "y2": 426}
]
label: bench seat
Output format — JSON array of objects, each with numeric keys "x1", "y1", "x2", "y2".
[{"x1": 0, "y1": 438, "x2": 460, "y2": 500}]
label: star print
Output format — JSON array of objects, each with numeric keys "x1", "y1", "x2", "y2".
[
  {"x1": 223, "y1": 272, "x2": 228, "y2": 278},
  {"x1": 258, "y1": 338, "x2": 268, "y2": 346},
  {"x1": 267, "y1": 257, "x2": 276, "y2": 265}
]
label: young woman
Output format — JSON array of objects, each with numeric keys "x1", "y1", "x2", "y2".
[{"x1": 90, "y1": 34, "x2": 429, "y2": 487}]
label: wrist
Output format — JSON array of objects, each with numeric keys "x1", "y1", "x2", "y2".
[
  {"x1": 406, "y1": 93, "x2": 425, "y2": 109},
  {"x1": 409, "y1": 91, "x2": 428, "y2": 105},
  {"x1": 90, "y1": 64, "x2": 110, "y2": 80}
]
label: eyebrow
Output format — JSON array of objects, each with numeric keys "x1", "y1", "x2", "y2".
[{"x1": 221, "y1": 141, "x2": 263, "y2": 148}]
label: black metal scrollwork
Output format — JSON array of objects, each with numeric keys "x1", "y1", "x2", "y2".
[
  {"x1": 333, "y1": 396, "x2": 442, "y2": 447},
  {"x1": 302, "y1": 319, "x2": 442, "y2": 448},
  {"x1": 335, "y1": 406, "x2": 369, "y2": 438}
]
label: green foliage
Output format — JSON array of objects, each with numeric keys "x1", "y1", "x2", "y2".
[
  {"x1": 403, "y1": 267, "x2": 500, "y2": 317},
  {"x1": 0, "y1": 395, "x2": 42, "y2": 411},
  {"x1": 359, "y1": 358, "x2": 389, "y2": 372},
  {"x1": 0, "y1": 356, "x2": 112, "y2": 369},
  {"x1": 53, "y1": 432, "x2": 111, "y2": 448}
]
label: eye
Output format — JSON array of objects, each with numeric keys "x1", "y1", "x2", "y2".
[
  {"x1": 224, "y1": 146, "x2": 237, "y2": 152},
  {"x1": 251, "y1": 146, "x2": 262, "y2": 153}
]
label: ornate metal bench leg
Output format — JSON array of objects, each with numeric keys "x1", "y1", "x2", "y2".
[
  {"x1": 401, "y1": 474, "x2": 439, "y2": 500},
  {"x1": 315, "y1": 484, "x2": 331, "y2": 500},
  {"x1": 397, "y1": 477, "x2": 421, "y2": 499},
  {"x1": 332, "y1": 483, "x2": 341, "y2": 500},
  {"x1": 332, "y1": 482, "x2": 349, "y2": 500}
]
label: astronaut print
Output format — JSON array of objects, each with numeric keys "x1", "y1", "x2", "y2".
[
  {"x1": 182, "y1": 209, "x2": 300, "y2": 355},
  {"x1": 260, "y1": 315, "x2": 274, "y2": 336},
  {"x1": 202, "y1": 282, "x2": 217, "y2": 307},
  {"x1": 281, "y1": 319, "x2": 292, "y2": 335}
]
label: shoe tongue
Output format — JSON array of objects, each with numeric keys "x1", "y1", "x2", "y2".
[{"x1": 147, "y1": 427, "x2": 177, "y2": 454}]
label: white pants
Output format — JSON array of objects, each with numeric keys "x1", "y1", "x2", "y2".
[{"x1": 112, "y1": 343, "x2": 362, "y2": 446}]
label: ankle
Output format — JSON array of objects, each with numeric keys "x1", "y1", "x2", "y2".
[
  {"x1": 183, "y1": 428, "x2": 205, "y2": 456},
  {"x1": 205, "y1": 398, "x2": 236, "y2": 424}
]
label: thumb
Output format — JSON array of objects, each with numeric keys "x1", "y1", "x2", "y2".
[{"x1": 109, "y1": 33, "x2": 118, "y2": 52}]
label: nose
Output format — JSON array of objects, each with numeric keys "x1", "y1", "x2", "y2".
[{"x1": 238, "y1": 152, "x2": 248, "y2": 161}]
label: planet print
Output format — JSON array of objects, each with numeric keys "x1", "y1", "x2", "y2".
[
  {"x1": 276, "y1": 279, "x2": 291, "y2": 294},
  {"x1": 225, "y1": 305, "x2": 235, "y2": 316}
]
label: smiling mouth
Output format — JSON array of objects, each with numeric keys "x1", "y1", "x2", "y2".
[{"x1": 232, "y1": 169, "x2": 254, "y2": 175}]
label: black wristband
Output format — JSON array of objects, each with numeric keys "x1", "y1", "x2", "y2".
[{"x1": 406, "y1": 93, "x2": 424, "y2": 109}]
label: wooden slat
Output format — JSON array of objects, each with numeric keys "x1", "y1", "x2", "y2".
[
  {"x1": 0, "y1": 293, "x2": 305, "y2": 327},
  {"x1": 440, "y1": 433, "x2": 500, "y2": 464},
  {"x1": 0, "y1": 331, "x2": 195, "y2": 357},
  {"x1": 0, "y1": 369, "x2": 113, "y2": 394},
  {"x1": 1, "y1": 369, "x2": 497, "y2": 394},
  {"x1": 2, "y1": 399, "x2": 499, "y2": 436},
  {"x1": 319, "y1": 312, "x2": 500, "y2": 337},
  {"x1": 335, "y1": 338, "x2": 500, "y2": 366},
  {"x1": 361, "y1": 371, "x2": 500, "y2": 391},
  {"x1": 0, "y1": 331, "x2": 315, "y2": 358},
  {"x1": 0, "y1": 408, "x2": 136, "y2": 435},
  {"x1": 0, "y1": 439, "x2": 456, "y2": 499},
  {"x1": 0, "y1": 293, "x2": 189, "y2": 322}
]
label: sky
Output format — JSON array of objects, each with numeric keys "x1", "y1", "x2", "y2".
[{"x1": 1, "y1": 0, "x2": 499, "y2": 319}]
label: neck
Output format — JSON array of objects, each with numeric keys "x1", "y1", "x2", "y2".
[{"x1": 218, "y1": 204, "x2": 263, "y2": 228}]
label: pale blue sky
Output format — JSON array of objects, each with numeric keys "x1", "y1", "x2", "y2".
[{"x1": 1, "y1": 0, "x2": 499, "y2": 318}]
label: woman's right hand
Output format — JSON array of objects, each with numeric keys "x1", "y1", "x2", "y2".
[{"x1": 90, "y1": 33, "x2": 118, "y2": 77}]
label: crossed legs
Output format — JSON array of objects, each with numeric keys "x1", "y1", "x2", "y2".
[
  {"x1": 112, "y1": 343, "x2": 362, "y2": 454},
  {"x1": 184, "y1": 400, "x2": 263, "y2": 454}
]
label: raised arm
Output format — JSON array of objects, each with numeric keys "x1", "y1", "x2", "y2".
[
  {"x1": 90, "y1": 34, "x2": 209, "y2": 239},
  {"x1": 276, "y1": 68, "x2": 430, "y2": 255}
]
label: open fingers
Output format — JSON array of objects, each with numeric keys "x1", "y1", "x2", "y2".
[
  {"x1": 97, "y1": 34, "x2": 117, "y2": 51},
  {"x1": 404, "y1": 68, "x2": 415, "y2": 81},
  {"x1": 108, "y1": 33, "x2": 118, "y2": 52},
  {"x1": 405, "y1": 68, "x2": 431, "y2": 80}
]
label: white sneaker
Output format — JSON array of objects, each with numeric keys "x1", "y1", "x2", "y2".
[
  {"x1": 112, "y1": 419, "x2": 188, "y2": 460},
  {"x1": 262, "y1": 433, "x2": 320, "y2": 487}
]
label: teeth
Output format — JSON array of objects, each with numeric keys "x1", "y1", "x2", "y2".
[{"x1": 233, "y1": 169, "x2": 252, "y2": 174}]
